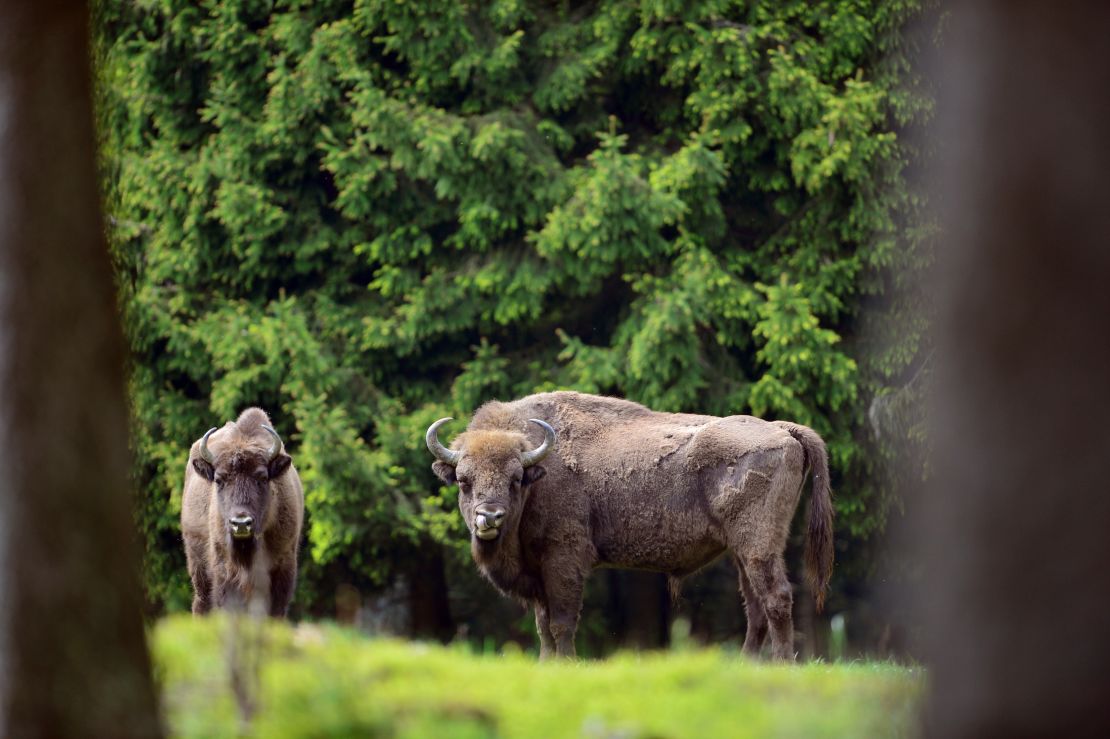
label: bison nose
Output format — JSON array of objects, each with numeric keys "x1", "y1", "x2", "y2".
[
  {"x1": 475, "y1": 507, "x2": 505, "y2": 530},
  {"x1": 474, "y1": 507, "x2": 505, "y2": 541},
  {"x1": 229, "y1": 515, "x2": 254, "y2": 539}
]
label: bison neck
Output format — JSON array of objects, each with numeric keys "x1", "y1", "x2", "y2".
[
  {"x1": 230, "y1": 538, "x2": 255, "y2": 569},
  {"x1": 472, "y1": 529, "x2": 540, "y2": 602},
  {"x1": 223, "y1": 537, "x2": 272, "y2": 609}
]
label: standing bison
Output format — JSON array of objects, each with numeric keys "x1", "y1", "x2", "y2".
[
  {"x1": 181, "y1": 407, "x2": 304, "y2": 617},
  {"x1": 425, "y1": 391, "x2": 833, "y2": 660}
]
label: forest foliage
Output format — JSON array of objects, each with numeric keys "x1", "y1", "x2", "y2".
[{"x1": 95, "y1": 0, "x2": 932, "y2": 637}]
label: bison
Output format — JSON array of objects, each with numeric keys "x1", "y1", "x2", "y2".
[
  {"x1": 181, "y1": 407, "x2": 304, "y2": 617},
  {"x1": 425, "y1": 391, "x2": 833, "y2": 660}
]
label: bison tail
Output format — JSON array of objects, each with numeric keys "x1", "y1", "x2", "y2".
[{"x1": 781, "y1": 423, "x2": 835, "y2": 613}]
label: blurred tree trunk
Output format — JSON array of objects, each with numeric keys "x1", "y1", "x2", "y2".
[
  {"x1": 406, "y1": 546, "x2": 454, "y2": 642},
  {"x1": 683, "y1": 562, "x2": 736, "y2": 646},
  {"x1": 927, "y1": 3, "x2": 1110, "y2": 736},
  {"x1": 0, "y1": 1, "x2": 162, "y2": 736},
  {"x1": 605, "y1": 571, "x2": 670, "y2": 650},
  {"x1": 622, "y1": 571, "x2": 670, "y2": 649}
]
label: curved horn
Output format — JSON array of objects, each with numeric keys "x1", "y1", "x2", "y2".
[
  {"x1": 261, "y1": 425, "x2": 282, "y2": 462},
  {"x1": 520, "y1": 419, "x2": 556, "y2": 468},
  {"x1": 426, "y1": 417, "x2": 461, "y2": 466},
  {"x1": 199, "y1": 427, "x2": 218, "y2": 464}
]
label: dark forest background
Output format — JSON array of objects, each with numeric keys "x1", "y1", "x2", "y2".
[{"x1": 94, "y1": 0, "x2": 934, "y2": 657}]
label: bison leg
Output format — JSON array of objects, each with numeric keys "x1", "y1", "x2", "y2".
[
  {"x1": 541, "y1": 557, "x2": 588, "y2": 659},
  {"x1": 737, "y1": 559, "x2": 768, "y2": 656},
  {"x1": 268, "y1": 562, "x2": 297, "y2": 618},
  {"x1": 190, "y1": 572, "x2": 213, "y2": 615},
  {"x1": 184, "y1": 535, "x2": 213, "y2": 615},
  {"x1": 533, "y1": 601, "x2": 557, "y2": 660},
  {"x1": 719, "y1": 450, "x2": 804, "y2": 660},
  {"x1": 191, "y1": 574, "x2": 213, "y2": 615},
  {"x1": 741, "y1": 555, "x2": 794, "y2": 661}
]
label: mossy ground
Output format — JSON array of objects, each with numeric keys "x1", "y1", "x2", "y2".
[{"x1": 152, "y1": 615, "x2": 923, "y2": 738}]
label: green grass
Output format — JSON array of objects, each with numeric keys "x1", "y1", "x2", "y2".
[{"x1": 151, "y1": 615, "x2": 923, "y2": 738}]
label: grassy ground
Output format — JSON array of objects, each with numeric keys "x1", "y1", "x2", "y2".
[{"x1": 151, "y1": 615, "x2": 923, "y2": 738}]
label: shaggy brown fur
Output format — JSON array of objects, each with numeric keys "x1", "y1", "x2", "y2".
[
  {"x1": 430, "y1": 391, "x2": 834, "y2": 660},
  {"x1": 181, "y1": 408, "x2": 304, "y2": 617}
]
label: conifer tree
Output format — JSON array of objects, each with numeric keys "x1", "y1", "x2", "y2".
[{"x1": 97, "y1": 0, "x2": 932, "y2": 643}]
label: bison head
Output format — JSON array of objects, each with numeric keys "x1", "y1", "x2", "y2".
[
  {"x1": 426, "y1": 417, "x2": 555, "y2": 543},
  {"x1": 192, "y1": 425, "x2": 291, "y2": 542}
]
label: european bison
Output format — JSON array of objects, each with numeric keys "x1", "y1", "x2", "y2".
[
  {"x1": 181, "y1": 408, "x2": 304, "y2": 617},
  {"x1": 425, "y1": 391, "x2": 833, "y2": 659}
]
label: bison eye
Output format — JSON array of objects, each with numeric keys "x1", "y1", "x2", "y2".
[{"x1": 458, "y1": 481, "x2": 471, "y2": 496}]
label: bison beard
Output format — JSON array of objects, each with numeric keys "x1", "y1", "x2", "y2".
[{"x1": 427, "y1": 391, "x2": 834, "y2": 660}]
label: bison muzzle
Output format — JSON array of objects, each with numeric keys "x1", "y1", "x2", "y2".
[{"x1": 425, "y1": 391, "x2": 834, "y2": 660}]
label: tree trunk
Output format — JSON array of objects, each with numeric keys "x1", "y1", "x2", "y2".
[
  {"x1": 926, "y1": 3, "x2": 1110, "y2": 736},
  {"x1": 612, "y1": 571, "x2": 670, "y2": 650},
  {"x1": 0, "y1": 1, "x2": 162, "y2": 735},
  {"x1": 406, "y1": 545, "x2": 455, "y2": 642}
]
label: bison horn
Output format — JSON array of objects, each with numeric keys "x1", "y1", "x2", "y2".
[
  {"x1": 199, "y1": 427, "x2": 218, "y2": 464},
  {"x1": 426, "y1": 417, "x2": 462, "y2": 466},
  {"x1": 520, "y1": 419, "x2": 556, "y2": 468},
  {"x1": 261, "y1": 425, "x2": 282, "y2": 462}
]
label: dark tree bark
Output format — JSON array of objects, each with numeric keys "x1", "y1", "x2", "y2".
[
  {"x1": 0, "y1": 1, "x2": 162, "y2": 736},
  {"x1": 684, "y1": 560, "x2": 743, "y2": 647},
  {"x1": 621, "y1": 571, "x2": 671, "y2": 649},
  {"x1": 602, "y1": 570, "x2": 671, "y2": 650},
  {"x1": 406, "y1": 545, "x2": 455, "y2": 642},
  {"x1": 925, "y1": 3, "x2": 1110, "y2": 736}
]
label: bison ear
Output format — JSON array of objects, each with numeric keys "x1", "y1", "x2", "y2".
[
  {"x1": 192, "y1": 457, "x2": 215, "y2": 482},
  {"x1": 432, "y1": 461, "x2": 457, "y2": 485},
  {"x1": 268, "y1": 453, "x2": 292, "y2": 480},
  {"x1": 522, "y1": 465, "x2": 546, "y2": 486}
]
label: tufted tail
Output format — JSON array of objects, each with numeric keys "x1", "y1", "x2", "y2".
[{"x1": 779, "y1": 422, "x2": 835, "y2": 612}]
